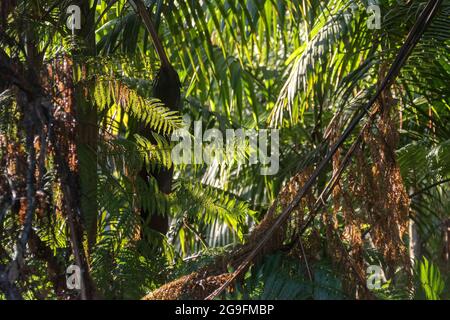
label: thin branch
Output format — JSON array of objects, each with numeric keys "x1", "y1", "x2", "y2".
[
  {"x1": 298, "y1": 237, "x2": 313, "y2": 282},
  {"x1": 205, "y1": 0, "x2": 443, "y2": 300},
  {"x1": 183, "y1": 219, "x2": 208, "y2": 250},
  {"x1": 3, "y1": 108, "x2": 38, "y2": 300},
  {"x1": 285, "y1": 111, "x2": 376, "y2": 252},
  {"x1": 18, "y1": 115, "x2": 37, "y2": 249},
  {"x1": 129, "y1": 0, "x2": 170, "y2": 67},
  {"x1": 333, "y1": 227, "x2": 374, "y2": 299},
  {"x1": 409, "y1": 178, "x2": 450, "y2": 198}
]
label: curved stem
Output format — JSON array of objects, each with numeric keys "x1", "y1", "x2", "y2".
[{"x1": 130, "y1": 0, "x2": 170, "y2": 67}]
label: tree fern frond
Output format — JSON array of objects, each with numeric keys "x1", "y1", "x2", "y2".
[
  {"x1": 94, "y1": 79, "x2": 183, "y2": 135},
  {"x1": 173, "y1": 181, "x2": 256, "y2": 240}
]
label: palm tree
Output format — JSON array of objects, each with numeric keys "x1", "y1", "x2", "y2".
[{"x1": 0, "y1": 0, "x2": 449, "y2": 300}]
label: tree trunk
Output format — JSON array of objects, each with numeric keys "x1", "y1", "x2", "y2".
[{"x1": 73, "y1": 0, "x2": 99, "y2": 254}]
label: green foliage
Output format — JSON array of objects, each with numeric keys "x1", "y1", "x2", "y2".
[
  {"x1": 418, "y1": 257, "x2": 445, "y2": 300},
  {"x1": 171, "y1": 181, "x2": 256, "y2": 256},
  {"x1": 223, "y1": 253, "x2": 346, "y2": 300},
  {"x1": 93, "y1": 79, "x2": 183, "y2": 136},
  {"x1": 1, "y1": 0, "x2": 450, "y2": 300}
]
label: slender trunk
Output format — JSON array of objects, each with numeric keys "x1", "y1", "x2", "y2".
[{"x1": 73, "y1": 0, "x2": 98, "y2": 254}]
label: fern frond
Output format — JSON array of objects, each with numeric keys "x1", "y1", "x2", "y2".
[
  {"x1": 93, "y1": 78, "x2": 183, "y2": 136},
  {"x1": 172, "y1": 181, "x2": 256, "y2": 242}
]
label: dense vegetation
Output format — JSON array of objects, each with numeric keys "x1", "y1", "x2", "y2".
[{"x1": 0, "y1": 0, "x2": 449, "y2": 300}]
